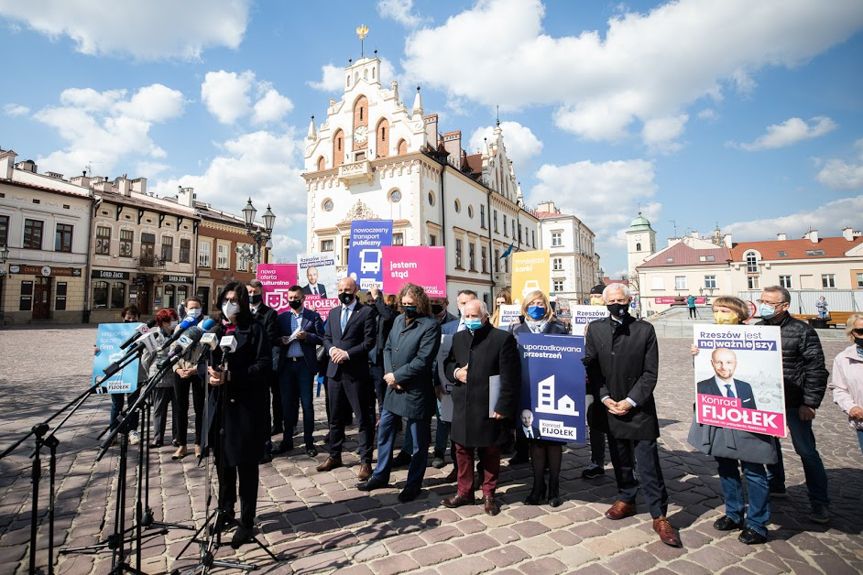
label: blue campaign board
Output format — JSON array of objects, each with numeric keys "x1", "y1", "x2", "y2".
[
  {"x1": 92, "y1": 323, "x2": 142, "y2": 394},
  {"x1": 517, "y1": 333, "x2": 586, "y2": 444},
  {"x1": 347, "y1": 220, "x2": 393, "y2": 290}
]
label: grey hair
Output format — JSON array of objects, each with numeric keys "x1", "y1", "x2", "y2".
[
  {"x1": 248, "y1": 279, "x2": 264, "y2": 289},
  {"x1": 602, "y1": 283, "x2": 631, "y2": 299},
  {"x1": 465, "y1": 298, "x2": 490, "y2": 318},
  {"x1": 763, "y1": 285, "x2": 791, "y2": 304}
]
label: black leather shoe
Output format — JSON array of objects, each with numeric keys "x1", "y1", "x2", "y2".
[
  {"x1": 398, "y1": 486, "x2": 421, "y2": 503},
  {"x1": 209, "y1": 509, "x2": 235, "y2": 535},
  {"x1": 273, "y1": 441, "x2": 292, "y2": 454},
  {"x1": 392, "y1": 451, "x2": 412, "y2": 468},
  {"x1": 738, "y1": 528, "x2": 768, "y2": 545},
  {"x1": 306, "y1": 445, "x2": 318, "y2": 457},
  {"x1": 713, "y1": 516, "x2": 743, "y2": 531},
  {"x1": 230, "y1": 524, "x2": 254, "y2": 549},
  {"x1": 357, "y1": 475, "x2": 388, "y2": 491},
  {"x1": 523, "y1": 484, "x2": 546, "y2": 506}
]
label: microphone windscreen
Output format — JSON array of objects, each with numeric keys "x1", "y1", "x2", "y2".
[{"x1": 200, "y1": 317, "x2": 218, "y2": 331}]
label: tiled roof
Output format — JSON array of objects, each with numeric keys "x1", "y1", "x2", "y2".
[
  {"x1": 731, "y1": 236, "x2": 863, "y2": 260},
  {"x1": 639, "y1": 241, "x2": 730, "y2": 268}
]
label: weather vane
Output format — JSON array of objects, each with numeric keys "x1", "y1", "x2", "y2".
[{"x1": 356, "y1": 24, "x2": 369, "y2": 57}]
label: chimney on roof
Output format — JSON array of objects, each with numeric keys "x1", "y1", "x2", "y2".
[
  {"x1": 0, "y1": 149, "x2": 16, "y2": 179},
  {"x1": 130, "y1": 177, "x2": 147, "y2": 195},
  {"x1": 777, "y1": 233, "x2": 786, "y2": 241},
  {"x1": 804, "y1": 229, "x2": 819, "y2": 243},
  {"x1": 177, "y1": 186, "x2": 195, "y2": 208},
  {"x1": 689, "y1": 230, "x2": 699, "y2": 239},
  {"x1": 442, "y1": 130, "x2": 462, "y2": 170},
  {"x1": 535, "y1": 201, "x2": 559, "y2": 214},
  {"x1": 842, "y1": 227, "x2": 856, "y2": 241},
  {"x1": 723, "y1": 233, "x2": 732, "y2": 249},
  {"x1": 116, "y1": 175, "x2": 131, "y2": 197}
]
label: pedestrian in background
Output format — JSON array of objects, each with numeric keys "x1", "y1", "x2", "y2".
[{"x1": 687, "y1": 294, "x2": 698, "y2": 319}]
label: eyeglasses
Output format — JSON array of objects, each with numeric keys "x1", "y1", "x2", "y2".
[{"x1": 756, "y1": 299, "x2": 787, "y2": 306}]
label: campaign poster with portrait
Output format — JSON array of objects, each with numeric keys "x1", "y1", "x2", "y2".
[
  {"x1": 298, "y1": 254, "x2": 339, "y2": 321},
  {"x1": 92, "y1": 323, "x2": 142, "y2": 394},
  {"x1": 511, "y1": 250, "x2": 550, "y2": 305},
  {"x1": 347, "y1": 220, "x2": 393, "y2": 290},
  {"x1": 570, "y1": 304, "x2": 609, "y2": 336},
  {"x1": 382, "y1": 246, "x2": 446, "y2": 297},
  {"x1": 517, "y1": 333, "x2": 586, "y2": 444},
  {"x1": 257, "y1": 263, "x2": 297, "y2": 314},
  {"x1": 693, "y1": 324, "x2": 786, "y2": 437},
  {"x1": 497, "y1": 304, "x2": 521, "y2": 330}
]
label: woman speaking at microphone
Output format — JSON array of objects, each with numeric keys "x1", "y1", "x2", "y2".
[{"x1": 206, "y1": 281, "x2": 271, "y2": 549}]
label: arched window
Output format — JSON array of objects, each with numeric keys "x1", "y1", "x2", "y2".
[
  {"x1": 353, "y1": 96, "x2": 368, "y2": 128},
  {"x1": 333, "y1": 129, "x2": 344, "y2": 168},
  {"x1": 636, "y1": 242, "x2": 642, "y2": 252},
  {"x1": 376, "y1": 118, "x2": 389, "y2": 158},
  {"x1": 745, "y1": 251, "x2": 758, "y2": 273},
  {"x1": 317, "y1": 156, "x2": 326, "y2": 171},
  {"x1": 397, "y1": 139, "x2": 408, "y2": 155}
]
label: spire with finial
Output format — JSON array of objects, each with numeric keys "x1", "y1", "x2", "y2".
[
  {"x1": 496, "y1": 104, "x2": 500, "y2": 127},
  {"x1": 307, "y1": 115, "x2": 316, "y2": 140},
  {"x1": 412, "y1": 86, "x2": 423, "y2": 116},
  {"x1": 356, "y1": 24, "x2": 369, "y2": 58}
]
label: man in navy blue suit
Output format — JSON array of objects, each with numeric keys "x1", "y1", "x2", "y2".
[
  {"x1": 275, "y1": 285, "x2": 325, "y2": 456},
  {"x1": 697, "y1": 348, "x2": 758, "y2": 410}
]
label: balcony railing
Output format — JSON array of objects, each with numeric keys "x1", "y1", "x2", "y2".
[
  {"x1": 135, "y1": 254, "x2": 165, "y2": 269},
  {"x1": 338, "y1": 159, "x2": 373, "y2": 186}
]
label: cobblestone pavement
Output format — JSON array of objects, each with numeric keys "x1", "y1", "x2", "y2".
[{"x1": 1, "y1": 326, "x2": 861, "y2": 574}]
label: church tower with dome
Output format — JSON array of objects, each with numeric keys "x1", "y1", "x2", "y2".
[{"x1": 626, "y1": 212, "x2": 656, "y2": 279}]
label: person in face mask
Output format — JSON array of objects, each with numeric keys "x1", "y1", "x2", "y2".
[
  {"x1": 358, "y1": 284, "x2": 441, "y2": 502},
  {"x1": 489, "y1": 288, "x2": 512, "y2": 328},
  {"x1": 274, "y1": 286, "x2": 324, "y2": 458},
  {"x1": 583, "y1": 283, "x2": 681, "y2": 548},
  {"x1": 688, "y1": 295, "x2": 777, "y2": 544},
  {"x1": 509, "y1": 290, "x2": 569, "y2": 507},
  {"x1": 206, "y1": 282, "x2": 272, "y2": 548},
  {"x1": 829, "y1": 313, "x2": 863, "y2": 454},
  {"x1": 756, "y1": 286, "x2": 830, "y2": 525},
  {"x1": 443, "y1": 299, "x2": 520, "y2": 516},
  {"x1": 171, "y1": 297, "x2": 208, "y2": 460},
  {"x1": 144, "y1": 307, "x2": 180, "y2": 449},
  {"x1": 581, "y1": 284, "x2": 610, "y2": 480},
  {"x1": 317, "y1": 277, "x2": 378, "y2": 482},
  {"x1": 246, "y1": 279, "x2": 281, "y2": 462}
]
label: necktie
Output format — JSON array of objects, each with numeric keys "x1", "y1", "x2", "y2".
[
  {"x1": 725, "y1": 384, "x2": 735, "y2": 399},
  {"x1": 313, "y1": 286, "x2": 318, "y2": 295},
  {"x1": 340, "y1": 306, "x2": 349, "y2": 331}
]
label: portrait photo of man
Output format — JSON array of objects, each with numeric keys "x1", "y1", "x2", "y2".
[
  {"x1": 521, "y1": 409, "x2": 535, "y2": 439},
  {"x1": 697, "y1": 348, "x2": 758, "y2": 409},
  {"x1": 302, "y1": 266, "x2": 327, "y2": 298}
]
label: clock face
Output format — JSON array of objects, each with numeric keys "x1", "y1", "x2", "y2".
[{"x1": 353, "y1": 125, "x2": 368, "y2": 144}]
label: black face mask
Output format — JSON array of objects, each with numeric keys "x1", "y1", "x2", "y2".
[
  {"x1": 431, "y1": 304, "x2": 444, "y2": 315},
  {"x1": 607, "y1": 303, "x2": 629, "y2": 319},
  {"x1": 123, "y1": 319, "x2": 135, "y2": 323},
  {"x1": 288, "y1": 299, "x2": 302, "y2": 310},
  {"x1": 403, "y1": 305, "x2": 418, "y2": 319},
  {"x1": 249, "y1": 293, "x2": 262, "y2": 305},
  {"x1": 338, "y1": 292, "x2": 355, "y2": 305}
]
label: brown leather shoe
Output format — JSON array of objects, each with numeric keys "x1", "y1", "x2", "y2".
[
  {"x1": 316, "y1": 457, "x2": 343, "y2": 472},
  {"x1": 442, "y1": 492, "x2": 476, "y2": 508},
  {"x1": 605, "y1": 500, "x2": 637, "y2": 520},
  {"x1": 357, "y1": 463, "x2": 373, "y2": 481},
  {"x1": 483, "y1": 495, "x2": 500, "y2": 516},
  {"x1": 653, "y1": 516, "x2": 682, "y2": 547}
]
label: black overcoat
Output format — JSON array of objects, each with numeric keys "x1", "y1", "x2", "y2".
[
  {"x1": 444, "y1": 322, "x2": 521, "y2": 447},
  {"x1": 583, "y1": 315, "x2": 660, "y2": 440},
  {"x1": 205, "y1": 321, "x2": 271, "y2": 466},
  {"x1": 382, "y1": 314, "x2": 441, "y2": 420}
]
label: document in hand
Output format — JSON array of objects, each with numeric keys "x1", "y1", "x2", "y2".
[{"x1": 488, "y1": 375, "x2": 501, "y2": 418}]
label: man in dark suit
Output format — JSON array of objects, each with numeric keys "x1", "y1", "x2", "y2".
[
  {"x1": 301, "y1": 266, "x2": 327, "y2": 298},
  {"x1": 317, "y1": 277, "x2": 377, "y2": 480},
  {"x1": 583, "y1": 283, "x2": 681, "y2": 547},
  {"x1": 697, "y1": 348, "x2": 758, "y2": 409},
  {"x1": 442, "y1": 299, "x2": 520, "y2": 516},
  {"x1": 274, "y1": 285, "x2": 325, "y2": 456},
  {"x1": 248, "y1": 279, "x2": 281, "y2": 462}
]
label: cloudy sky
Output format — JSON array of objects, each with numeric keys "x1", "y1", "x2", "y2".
[{"x1": 1, "y1": 0, "x2": 862, "y2": 275}]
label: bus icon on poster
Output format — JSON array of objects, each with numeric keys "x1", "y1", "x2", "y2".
[{"x1": 360, "y1": 249, "x2": 382, "y2": 273}]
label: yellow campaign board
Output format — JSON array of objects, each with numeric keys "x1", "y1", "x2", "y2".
[{"x1": 511, "y1": 250, "x2": 550, "y2": 305}]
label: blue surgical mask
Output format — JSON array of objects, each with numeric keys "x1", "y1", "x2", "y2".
[
  {"x1": 526, "y1": 305, "x2": 546, "y2": 320},
  {"x1": 186, "y1": 307, "x2": 202, "y2": 319},
  {"x1": 464, "y1": 318, "x2": 483, "y2": 331},
  {"x1": 759, "y1": 303, "x2": 777, "y2": 319}
]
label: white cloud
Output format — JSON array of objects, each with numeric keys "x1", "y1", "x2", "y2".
[
  {"x1": 0, "y1": 0, "x2": 250, "y2": 60},
  {"x1": 377, "y1": 0, "x2": 426, "y2": 27},
  {"x1": 530, "y1": 159, "x2": 661, "y2": 257},
  {"x1": 733, "y1": 116, "x2": 837, "y2": 151},
  {"x1": 642, "y1": 114, "x2": 688, "y2": 154},
  {"x1": 252, "y1": 88, "x2": 294, "y2": 125},
  {"x1": 3, "y1": 103, "x2": 29, "y2": 117},
  {"x1": 468, "y1": 121, "x2": 543, "y2": 167},
  {"x1": 33, "y1": 84, "x2": 185, "y2": 177},
  {"x1": 401, "y1": 0, "x2": 863, "y2": 149},
  {"x1": 817, "y1": 138, "x2": 863, "y2": 190},
  {"x1": 697, "y1": 108, "x2": 718, "y2": 121},
  {"x1": 202, "y1": 70, "x2": 293, "y2": 126},
  {"x1": 725, "y1": 195, "x2": 863, "y2": 240},
  {"x1": 150, "y1": 130, "x2": 308, "y2": 262}
]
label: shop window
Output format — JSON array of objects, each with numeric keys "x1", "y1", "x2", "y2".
[
  {"x1": 111, "y1": 283, "x2": 126, "y2": 309},
  {"x1": 93, "y1": 281, "x2": 109, "y2": 308},
  {"x1": 55, "y1": 282, "x2": 68, "y2": 311}
]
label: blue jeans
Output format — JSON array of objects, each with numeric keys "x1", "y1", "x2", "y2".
[
  {"x1": 372, "y1": 409, "x2": 430, "y2": 490},
  {"x1": 434, "y1": 404, "x2": 451, "y2": 455},
  {"x1": 716, "y1": 457, "x2": 770, "y2": 536},
  {"x1": 280, "y1": 358, "x2": 314, "y2": 447},
  {"x1": 767, "y1": 406, "x2": 829, "y2": 507}
]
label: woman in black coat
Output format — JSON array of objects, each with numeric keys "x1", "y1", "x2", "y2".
[
  {"x1": 206, "y1": 281, "x2": 271, "y2": 548},
  {"x1": 510, "y1": 290, "x2": 570, "y2": 507}
]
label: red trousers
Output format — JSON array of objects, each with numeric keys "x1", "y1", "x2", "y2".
[{"x1": 454, "y1": 443, "x2": 501, "y2": 497}]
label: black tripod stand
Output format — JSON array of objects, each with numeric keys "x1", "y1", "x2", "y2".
[{"x1": 171, "y1": 347, "x2": 280, "y2": 574}]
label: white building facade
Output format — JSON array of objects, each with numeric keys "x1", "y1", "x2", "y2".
[
  {"x1": 302, "y1": 55, "x2": 541, "y2": 308},
  {"x1": 535, "y1": 201, "x2": 599, "y2": 303}
]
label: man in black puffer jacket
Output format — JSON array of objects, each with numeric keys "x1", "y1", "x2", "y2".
[{"x1": 756, "y1": 286, "x2": 830, "y2": 524}]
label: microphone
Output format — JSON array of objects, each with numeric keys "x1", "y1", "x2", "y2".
[
  {"x1": 103, "y1": 329, "x2": 159, "y2": 377},
  {"x1": 155, "y1": 314, "x2": 204, "y2": 354},
  {"x1": 119, "y1": 320, "x2": 156, "y2": 350},
  {"x1": 219, "y1": 335, "x2": 237, "y2": 353},
  {"x1": 160, "y1": 318, "x2": 217, "y2": 367}
]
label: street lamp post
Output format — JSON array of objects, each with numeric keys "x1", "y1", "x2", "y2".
[
  {"x1": 239, "y1": 198, "x2": 276, "y2": 273},
  {"x1": 0, "y1": 243, "x2": 9, "y2": 323}
]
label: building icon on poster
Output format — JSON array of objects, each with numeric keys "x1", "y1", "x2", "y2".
[{"x1": 535, "y1": 375, "x2": 579, "y2": 416}]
